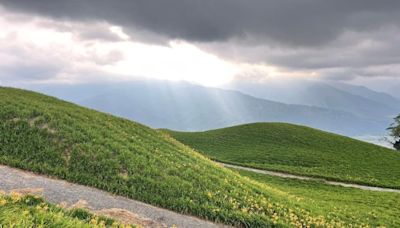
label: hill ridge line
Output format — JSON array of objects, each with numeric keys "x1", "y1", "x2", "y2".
[{"x1": 218, "y1": 162, "x2": 400, "y2": 193}]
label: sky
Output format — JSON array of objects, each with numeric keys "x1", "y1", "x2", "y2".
[{"x1": 0, "y1": 0, "x2": 400, "y2": 91}]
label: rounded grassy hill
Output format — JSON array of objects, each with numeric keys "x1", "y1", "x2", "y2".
[
  {"x1": 167, "y1": 122, "x2": 400, "y2": 188},
  {"x1": 1, "y1": 87, "x2": 365, "y2": 227}
]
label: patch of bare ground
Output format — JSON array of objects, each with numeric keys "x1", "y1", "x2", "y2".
[
  {"x1": 28, "y1": 116, "x2": 57, "y2": 134},
  {"x1": 66, "y1": 199, "x2": 167, "y2": 227},
  {"x1": 97, "y1": 208, "x2": 167, "y2": 228},
  {"x1": 9, "y1": 188, "x2": 44, "y2": 196}
]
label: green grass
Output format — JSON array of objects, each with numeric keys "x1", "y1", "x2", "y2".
[
  {"x1": 234, "y1": 168, "x2": 400, "y2": 227},
  {"x1": 166, "y1": 122, "x2": 400, "y2": 189},
  {"x1": 0, "y1": 192, "x2": 127, "y2": 227},
  {"x1": 2, "y1": 87, "x2": 372, "y2": 227}
]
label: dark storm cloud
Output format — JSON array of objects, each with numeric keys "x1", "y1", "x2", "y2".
[
  {"x1": 2, "y1": 0, "x2": 400, "y2": 47},
  {"x1": 2, "y1": 0, "x2": 400, "y2": 83}
]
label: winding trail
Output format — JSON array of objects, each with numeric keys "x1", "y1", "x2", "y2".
[
  {"x1": 0, "y1": 165, "x2": 229, "y2": 228},
  {"x1": 218, "y1": 162, "x2": 400, "y2": 193},
  {"x1": 2, "y1": 162, "x2": 398, "y2": 228}
]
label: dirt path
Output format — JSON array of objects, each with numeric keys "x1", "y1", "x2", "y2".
[
  {"x1": 0, "y1": 165, "x2": 229, "y2": 228},
  {"x1": 218, "y1": 162, "x2": 400, "y2": 193}
]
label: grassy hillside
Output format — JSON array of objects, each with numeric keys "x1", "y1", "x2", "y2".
[
  {"x1": 0, "y1": 193, "x2": 128, "y2": 227},
  {"x1": 1, "y1": 87, "x2": 371, "y2": 227},
  {"x1": 167, "y1": 123, "x2": 400, "y2": 188},
  {"x1": 234, "y1": 169, "x2": 400, "y2": 227}
]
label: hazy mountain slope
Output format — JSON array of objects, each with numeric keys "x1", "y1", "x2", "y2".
[
  {"x1": 28, "y1": 80, "x2": 384, "y2": 136},
  {"x1": 387, "y1": 83, "x2": 400, "y2": 99},
  {"x1": 227, "y1": 80, "x2": 399, "y2": 121},
  {"x1": 330, "y1": 82, "x2": 400, "y2": 109},
  {"x1": 166, "y1": 123, "x2": 400, "y2": 188},
  {"x1": 1, "y1": 86, "x2": 349, "y2": 227}
]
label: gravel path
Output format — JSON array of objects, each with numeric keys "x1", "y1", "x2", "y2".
[
  {"x1": 218, "y1": 162, "x2": 400, "y2": 193},
  {"x1": 0, "y1": 165, "x2": 229, "y2": 228}
]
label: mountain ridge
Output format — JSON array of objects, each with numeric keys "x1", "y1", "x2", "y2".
[
  {"x1": 26, "y1": 80, "x2": 385, "y2": 136},
  {"x1": 226, "y1": 79, "x2": 400, "y2": 122}
]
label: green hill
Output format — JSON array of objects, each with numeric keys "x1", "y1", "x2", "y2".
[
  {"x1": 167, "y1": 123, "x2": 400, "y2": 188},
  {"x1": 2, "y1": 87, "x2": 368, "y2": 227}
]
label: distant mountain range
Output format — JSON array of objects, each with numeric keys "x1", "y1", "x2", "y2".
[
  {"x1": 227, "y1": 80, "x2": 400, "y2": 120},
  {"x1": 227, "y1": 80, "x2": 400, "y2": 130},
  {"x1": 27, "y1": 79, "x2": 390, "y2": 136},
  {"x1": 330, "y1": 82, "x2": 400, "y2": 109}
]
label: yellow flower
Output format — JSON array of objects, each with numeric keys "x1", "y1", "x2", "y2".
[
  {"x1": 206, "y1": 192, "x2": 213, "y2": 198},
  {"x1": 90, "y1": 218, "x2": 98, "y2": 225},
  {"x1": 10, "y1": 192, "x2": 22, "y2": 202},
  {"x1": 22, "y1": 210, "x2": 30, "y2": 216},
  {"x1": 0, "y1": 199, "x2": 7, "y2": 206},
  {"x1": 98, "y1": 220, "x2": 106, "y2": 227}
]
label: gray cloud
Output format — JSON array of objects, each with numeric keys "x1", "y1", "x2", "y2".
[
  {"x1": 0, "y1": 37, "x2": 63, "y2": 83},
  {"x1": 27, "y1": 19, "x2": 125, "y2": 42},
  {"x1": 1, "y1": 0, "x2": 400, "y2": 83},
  {"x1": 1, "y1": 0, "x2": 400, "y2": 47},
  {"x1": 319, "y1": 64, "x2": 400, "y2": 81},
  {"x1": 200, "y1": 25, "x2": 400, "y2": 68},
  {"x1": 90, "y1": 50, "x2": 125, "y2": 65},
  {"x1": 0, "y1": 64, "x2": 60, "y2": 81},
  {"x1": 0, "y1": 17, "x2": 125, "y2": 84}
]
